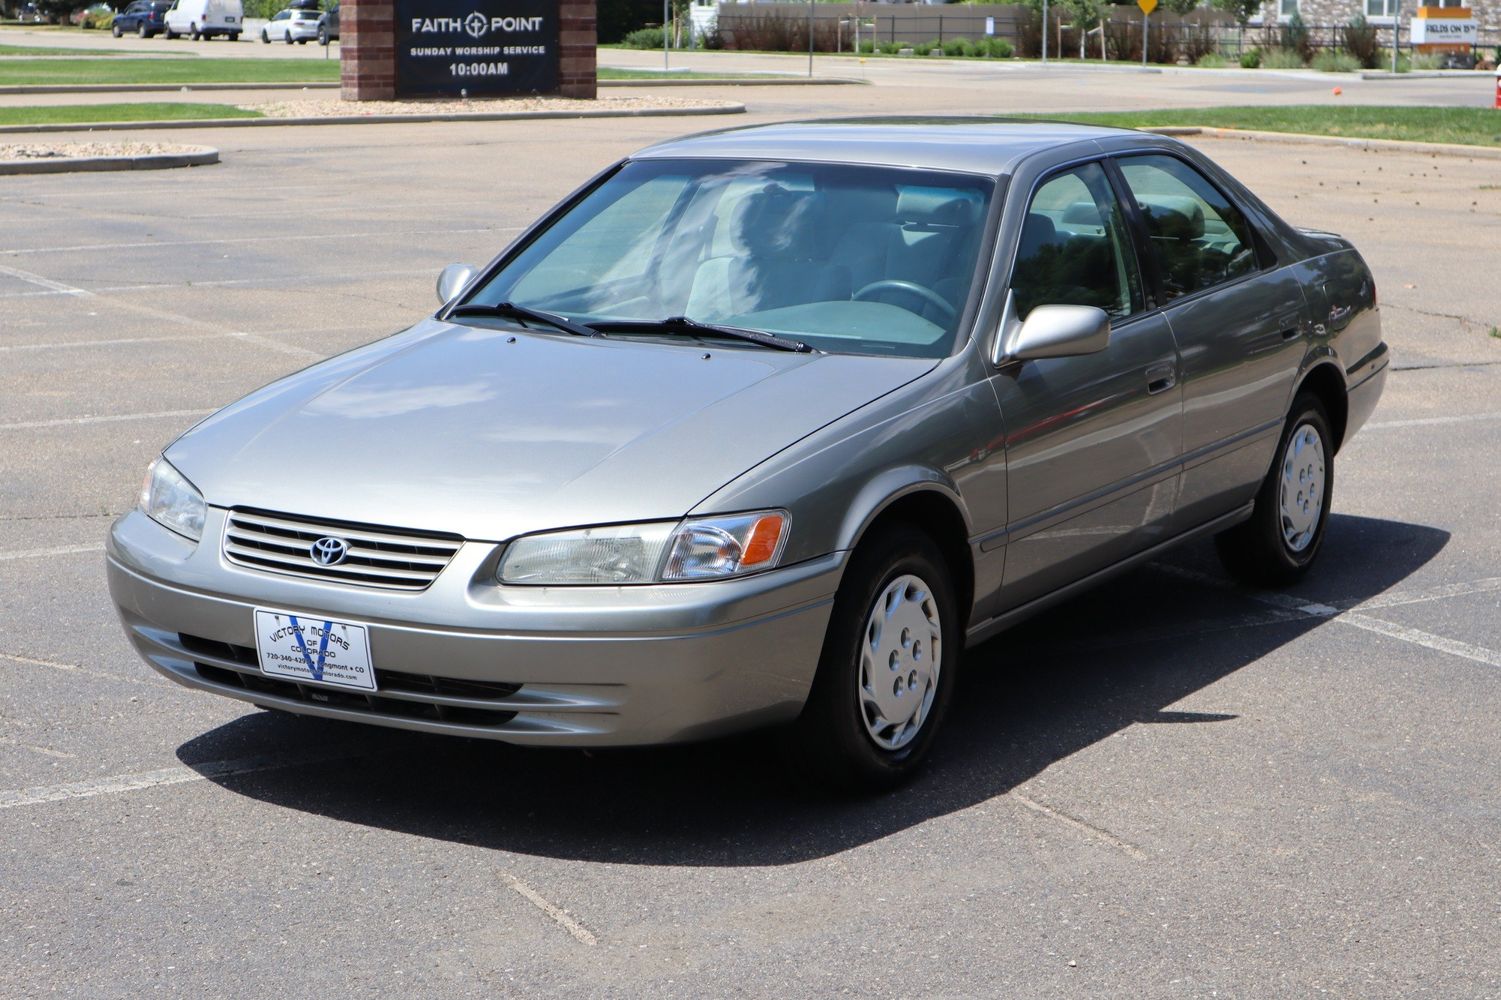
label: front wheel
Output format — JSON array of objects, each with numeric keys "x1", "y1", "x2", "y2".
[
  {"x1": 228, "y1": 32, "x2": 239, "y2": 41},
  {"x1": 261, "y1": 29, "x2": 269, "y2": 43},
  {"x1": 318, "y1": 28, "x2": 329, "y2": 45},
  {"x1": 786, "y1": 524, "x2": 960, "y2": 792},
  {"x1": 189, "y1": 22, "x2": 200, "y2": 40},
  {"x1": 1216, "y1": 392, "x2": 1334, "y2": 586},
  {"x1": 284, "y1": 32, "x2": 293, "y2": 44},
  {"x1": 111, "y1": 22, "x2": 122, "y2": 36},
  {"x1": 137, "y1": 22, "x2": 149, "y2": 37}
]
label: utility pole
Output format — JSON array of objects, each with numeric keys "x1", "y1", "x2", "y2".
[
  {"x1": 808, "y1": 0, "x2": 815, "y2": 77},
  {"x1": 1042, "y1": 0, "x2": 1049, "y2": 64}
]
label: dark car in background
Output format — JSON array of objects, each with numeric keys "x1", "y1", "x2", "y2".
[
  {"x1": 112, "y1": 0, "x2": 169, "y2": 36},
  {"x1": 317, "y1": 2, "x2": 337, "y2": 45}
]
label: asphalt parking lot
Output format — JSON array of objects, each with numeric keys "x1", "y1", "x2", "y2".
[{"x1": 2, "y1": 80, "x2": 1500, "y2": 997}]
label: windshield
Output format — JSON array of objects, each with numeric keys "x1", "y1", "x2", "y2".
[{"x1": 461, "y1": 158, "x2": 996, "y2": 358}]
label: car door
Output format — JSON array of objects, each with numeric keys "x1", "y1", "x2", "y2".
[
  {"x1": 1113, "y1": 153, "x2": 1310, "y2": 529},
  {"x1": 991, "y1": 160, "x2": 1183, "y2": 612}
]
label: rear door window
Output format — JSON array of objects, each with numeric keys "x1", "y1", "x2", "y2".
[{"x1": 1115, "y1": 154, "x2": 1261, "y2": 302}]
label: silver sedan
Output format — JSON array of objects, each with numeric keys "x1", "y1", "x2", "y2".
[{"x1": 107, "y1": 120, "x2": 1388, "y2": 790}]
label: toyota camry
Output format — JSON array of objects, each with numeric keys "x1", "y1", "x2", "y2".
[{"x1": 107, "y1": 120, "x2": 1388, "y2": 790}]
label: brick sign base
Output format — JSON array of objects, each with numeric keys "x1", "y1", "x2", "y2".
[{"x1": 341, "y1": 0, "x2": 596, "y2": 101}]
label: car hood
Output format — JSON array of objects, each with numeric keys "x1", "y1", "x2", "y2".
[{"x1": 167, "y1": 320, "x2": 936, "y2": 541}]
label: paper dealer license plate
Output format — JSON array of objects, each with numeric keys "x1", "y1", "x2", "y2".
[{"x1": 253, "y1": 609, "x2": 376, "y2": 691}]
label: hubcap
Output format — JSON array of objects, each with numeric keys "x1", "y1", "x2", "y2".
[
  {"x1": 1279, "y1": 422, "x2": 1326, "y2": 553},
  {"x1": 857, "y1": 574, "x2": 942, "y2": 752}
]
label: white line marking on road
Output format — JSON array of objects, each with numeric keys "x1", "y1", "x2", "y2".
[
  {"x1": 0, "y1": 543, "x2": 104, "y2": 561},
  {"x1": 0, "y1": 225, "x2": 517, "y2": 257},
  {"x1": 1364, "y1": 411, "x2": 1501, "y2": 430},
  {"x1": 1351, "y1": 577, "x2": 1501, "y2": 612},
  {"x1": 1150, "y1": 565, "x2": 1501, "y2": 669},
  {"x1": 1, "y1": 651, "x2": 156, "y2": 687},
  {"x1": 500, "y1": 873, "x2": 599, "y2": 946},
  {"x1": 1, "y1": 652, "x2": 78, "y2": 672},
  {"x1": 0, "y1": 268, "x2": 432, "y2": 300},
  {"x1": 0, "y1": 409, "x2": 211, "y2": 432},
  {"x1": 1010, "y1": 792, "x2": 1148, "y2": 861},
  {"x1": 0, "y1": 747, "x2": 365, "y2": 810},
  {"x1": 0, "y1": 333, "x2": 224, "y2": 354},
  {"x1": 0, "y1": 736, "x2": 75, "y2": 760},
  {"x1": 0, "y1": 262, "x2": 93, "y2": 297}
]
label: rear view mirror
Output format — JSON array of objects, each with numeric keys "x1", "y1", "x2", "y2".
[
  {"x1": 436, "y1": 263, "x2": 478, "y2": 306},
  {"x1": 995, "y1": 294, "x2": 1110, "y2": 364}
]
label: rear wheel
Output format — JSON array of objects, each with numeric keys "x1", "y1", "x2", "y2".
[
  {"x1": 787, "y1": 524, "x2": 960, "y2": 792},
  {"x1": 1216, "y1": 392, "x2": 1334, "y2": 586},
  {"x1": 137, "y1": 22, "x2": 148, "y2": 37},
  {"x1": 111, "y1": 22, "x2": 121, "y2": 36},
  {"x1": 189, "y1": 22, "x2": 200, "y2": 39},
  {"x1": 228, "y1": 31, "x2": 239, "y2": 41},
  {"x1": 261, "y1": 29, "x2": 269, "y2": 42}
]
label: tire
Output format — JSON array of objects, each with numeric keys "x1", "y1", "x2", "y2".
[
  {"x1": 111, "y1": 23, "x2": 122, "y2": 37},
  {"x1": 284, "y1": 32, "x2": 293, "y2": 44},
  {"x1": 1216, "y1": 392, "x2": 1334, "y2": 587},
  {"x1": 318, "y1": 28, "x2": 328, "y2": 45},
  {"x1": 137, "y1": 22, "x2": 148, "y2": 37},
  {"x1": 786, "y1": 523, "x2": 960, "y2": 792},
  {"x1": 190, "y1": 22, "x2": 200, "y2": 40},
  {"x1": 163, "y1": 24, "x2": 176, "y2": 38},
  {"x1": 229, "y1": 32, "x2": 239, "y2": 41},
  {"x1": 297, "y1": 38, "x2": 307, "y2": 44},
  {"x1": 261, "y1": 29, "x2": 269, "y2": 43}
]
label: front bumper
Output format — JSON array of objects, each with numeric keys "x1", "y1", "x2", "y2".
[{"x1": 107, "y1": 508, "x2": 841, "y2": 746}]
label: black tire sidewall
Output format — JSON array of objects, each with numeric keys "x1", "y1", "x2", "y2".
[
  {"x1": 1258, "y1": 395, "x2": 1334, "y2": 575},
  {"x1": 796, "y1": 525, "x2": 961, "y2": 789}
]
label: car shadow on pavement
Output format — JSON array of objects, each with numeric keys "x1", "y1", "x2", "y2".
[{"x1": 178, "y1": 513, "x2": 1447, "y2": 867}]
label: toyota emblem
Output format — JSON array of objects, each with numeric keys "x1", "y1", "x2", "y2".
[{"x1": 310, "y1": 536, "x2": 349, "y2": 566}]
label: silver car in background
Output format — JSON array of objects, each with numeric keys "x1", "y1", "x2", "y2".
[{"x1": 107, "y1": 120, "x2": 1388, "y2": 790}]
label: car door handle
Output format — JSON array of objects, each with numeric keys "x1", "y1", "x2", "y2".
[{"x1": 1145, "y1": 364, "x2": 1177, "y2": 395}]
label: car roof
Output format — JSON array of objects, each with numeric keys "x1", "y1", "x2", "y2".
[{"x1": 631, "y1": 117, "x2": 1143, "y2": 177}]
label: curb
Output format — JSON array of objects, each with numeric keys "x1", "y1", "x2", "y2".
[
  {"x1": 1360, "y1": 70, "x2": 1493, "y2": 80},
  {"x1": 598, "y1": 76, "x2": 866, "y2": 87},
  {"x1": 0, "y1": 146, "x2": 218, "y2": 174},
  {"x1": 0, "y1": 102, "x2": 746, "y2": 135},
  {"x1": 1142, "y1": 125, "x2": 1501, "y2": 160}
]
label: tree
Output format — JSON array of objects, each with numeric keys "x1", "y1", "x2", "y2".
[
  {"x1": 1211, "y1": 0, "x2": 1261, "y2": 27},
  {"x1": 1162, "y1": 0, "x2": 1202, "y2": 15}
]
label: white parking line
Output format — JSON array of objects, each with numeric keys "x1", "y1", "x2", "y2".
[
  {"x1": 0, "y1": 262, "x2": 92, "y2": 297},
  {"x1": 0, "y1": 736, "x2": 75, "y2": 760},
  {"x1": 0, "y1": 746, "x2": 367, "y2": 810},
  {"x1": 1364, "y1": 411, "x2": 1501, "y2": 430},
  {"x1": 1151, "y1": 565, "x2": 1501, "y2": 670},
  {"x1": 500, "y1": 873, "x2": 599, "y2": 946},
  {"x1": 0, "y1": 409, "x2": 211, "y2": 432},
  {"x1": 0, "y1": 543, "x2": 104, "y2": 561},
  {"x1": 0, "y1": 267, "x2": 433, "y2": 300},
  {"x1": 1, "y1": 651, "x2": 156, "y2": 687}
]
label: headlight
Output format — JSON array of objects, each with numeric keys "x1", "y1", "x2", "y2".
[
  {"x1": 498, "y1": 511, "x2": 788, "y2": 585},
  {"x1": 139, "y1": 457, "x2": 206, "y2": 542}
]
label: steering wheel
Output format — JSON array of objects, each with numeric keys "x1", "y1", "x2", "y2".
[{"x1": 853, "y1": 280, "x2": 956, "y2": 323}]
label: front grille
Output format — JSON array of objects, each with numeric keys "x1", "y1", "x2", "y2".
[
  {"x1": 180, "y1": 633, "x2": 521, "y2": 729},
  {"x1": 223, "y1": 508, "x2": 463, "y2": 591}
]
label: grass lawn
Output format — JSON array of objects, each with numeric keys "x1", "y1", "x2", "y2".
[
  {"x1": 0, "y1": 43, "x2": 137, "y2": 56},
  {"x1": 0, "y1": 57, "x2": 336, "y2": 85},
  {"x1": 1017, "y1": 106, "x2": 1501, "y2": 148},
  {"x1": 0, "y1": 102, "x2": 259, "y2": 125}
]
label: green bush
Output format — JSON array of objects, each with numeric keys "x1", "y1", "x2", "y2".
[
  {"x1": 983, "y1": 37, "x2": 1014, "y2": 58},
  {"x1": 1196, "y1": 52, "x2": 1229, "y2": 68},
  {"x1": 878, "y1": 40, "x2": 901, "y2": 55},
  {"x1": 911, "y1": 40, "x2": 936, "y2": 55},
  {"x1": 941, "y1": 38, "x2": 966, "y2": 56},
  {"x1": 1239, "y1": 48, "x2": 1261, "y2": 68},
  {"x1": 1311, "y1": 50, "x2": 1359, "y2": 72},
  {"x1": 858, "y1": 39, "x2": 874, "y2": 54},
  {"x1": 1343, "y1": 14, "x2": 1381, "y2": 69},
  {"x1": 621, "y1": 26, "x2": 664, "y2": 49},
  {"x1": 1410, "y1": 52, "x2": 1444, "y2": 70},
  {"x1": 1260, "y1": 47, "x2": 1305, "y2": 69}
]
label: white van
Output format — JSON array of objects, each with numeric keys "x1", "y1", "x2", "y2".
[{"x1": 163, "y1": 0, "x2": 244, "y2": 40}]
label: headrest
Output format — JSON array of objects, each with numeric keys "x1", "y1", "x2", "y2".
[
  {"x1": 896, "y1": 187, "x2": 981, "y2": 228},
  {"x1": 733, "y1": 184, "x2": 821, "y2": 260},
  {"x1": 1061, "y1": 200, "x2": 1103, "y2": 226},
  {"x1": 1018, "y1": 212, "x2": 1060, "y2": 261},
  {"x1": 1137, "y1": 195, "x2": 1205, "y2": 240}
]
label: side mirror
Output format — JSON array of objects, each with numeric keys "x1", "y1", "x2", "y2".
[
  {"x1": 436, "y1": 263, "x2": 478, "y2": 306},
  {"x1": 994, "y1": 293, "x2": 1110, "y2": 364}
]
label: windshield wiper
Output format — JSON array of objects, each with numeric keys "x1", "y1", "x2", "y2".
[
  {"x1": 446, "y1": 301, "x2": 599, "y2": 339},
  {"x1": 587, "y1": 316, "x2": 815, "y2": 354}
]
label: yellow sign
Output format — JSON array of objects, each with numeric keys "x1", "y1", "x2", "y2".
[{"x1": 1138, "y1": 0, "x2": 1156, "y2": 13}]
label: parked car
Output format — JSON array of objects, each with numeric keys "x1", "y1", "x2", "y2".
[
  {"x1": 107, "y1": 120, "x2": 1387, "y2": 791},
  {"x1": 260, "y1": 6, "x2": 318, "y2": 43},
  {"x1": 111, "y1": 0, "x2": 169, "y2": 37},
  {"x1": 73, "y1": 2, "x2": 115, "y2": 27},
  {"x1": 16, "y1": 3, "x2": 44, "y2": 23},
  {"x1": 162, "y1": 0, "x2": 241, "y2": 40},
  {"x1": 316, "y1": 2, "x2": 337, "y2": 45}
]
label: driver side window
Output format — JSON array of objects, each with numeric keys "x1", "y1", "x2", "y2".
[{"x1": 1010, "y1": 162, "x2": 1142, "y2": 322}]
